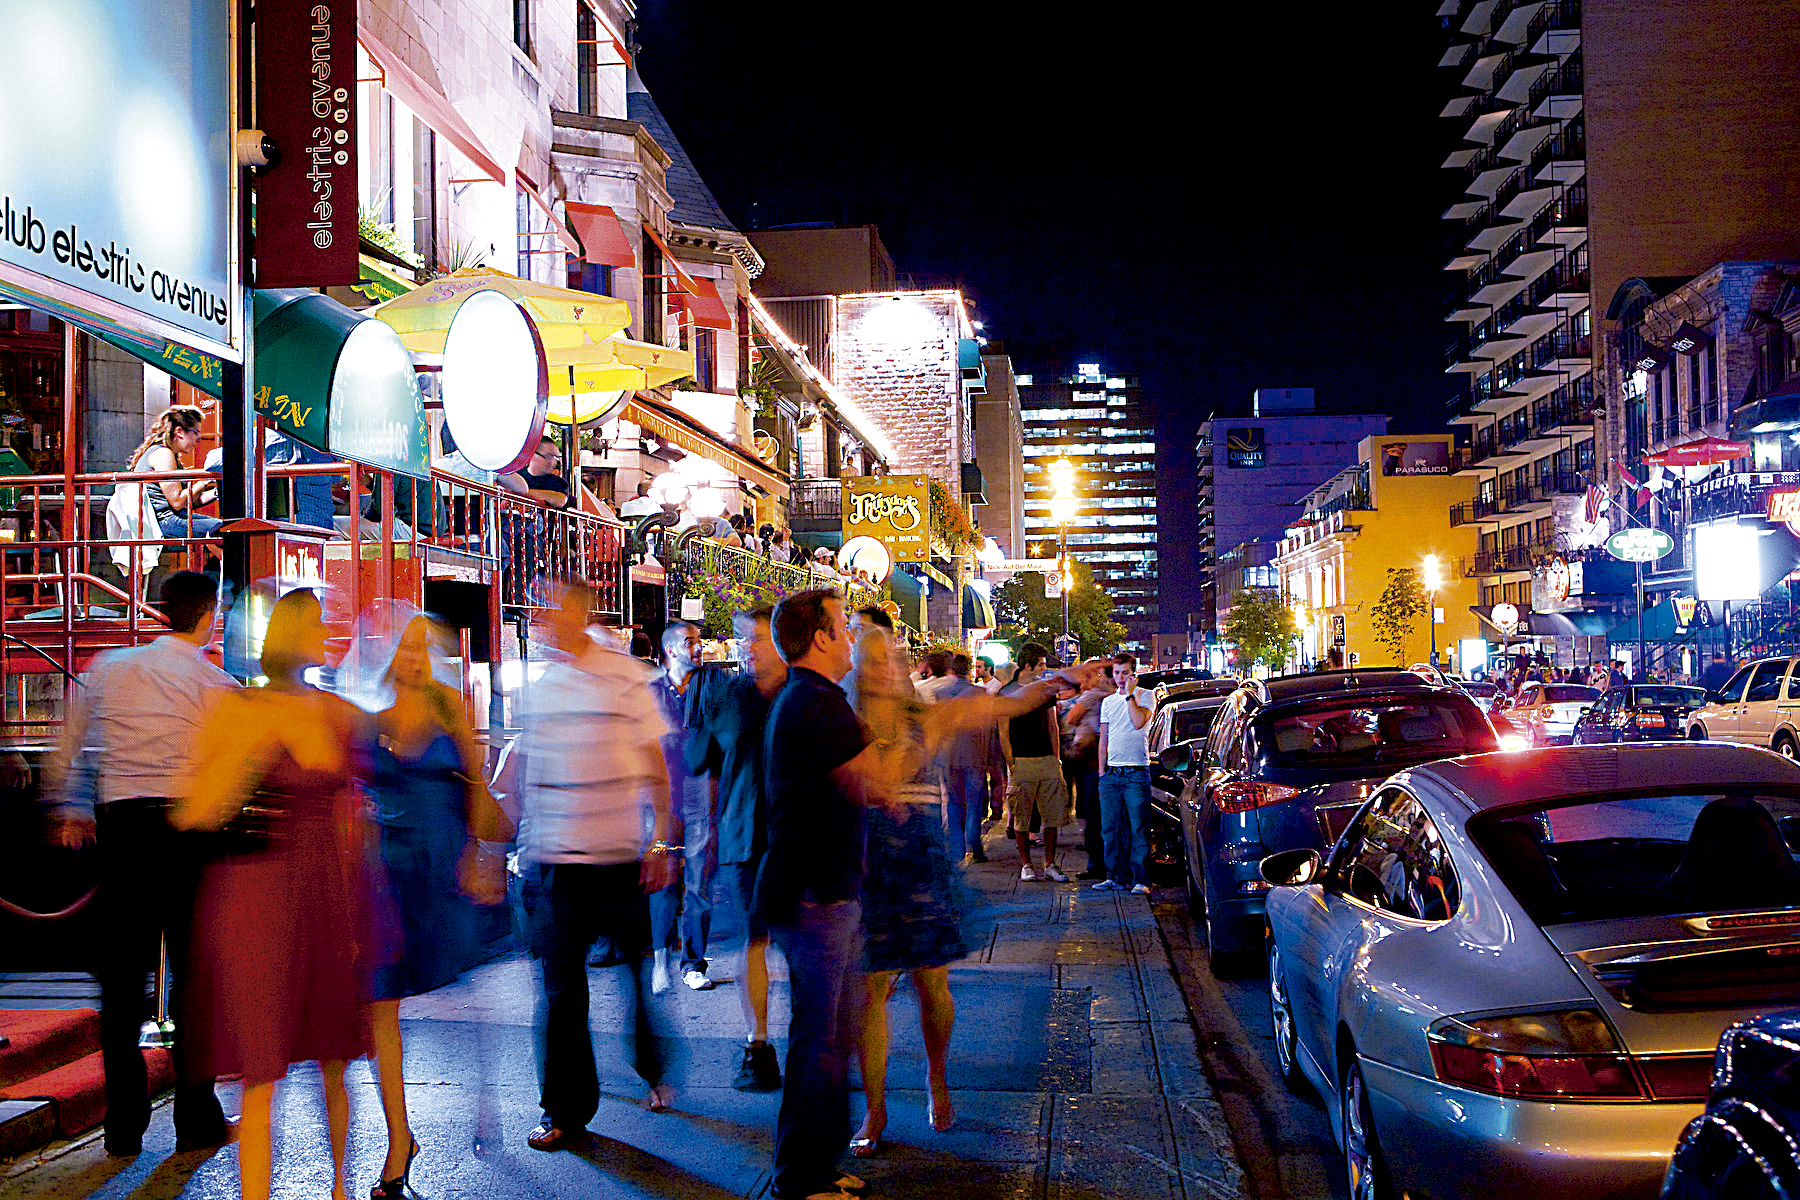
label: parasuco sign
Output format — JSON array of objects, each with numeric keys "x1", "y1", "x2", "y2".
[
  {"x1": 1606, "y1": 526, "x2": 1675, "y2": 563},
  {"x1": 842, "y1": 474, "x2": 931, "y2": 563}
]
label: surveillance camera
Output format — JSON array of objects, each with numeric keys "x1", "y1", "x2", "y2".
[{"x1": 235, "y1": 130, "x2": 279, "y2": 171}]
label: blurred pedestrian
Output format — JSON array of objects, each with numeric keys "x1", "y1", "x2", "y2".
[
  {"x1": 934, "y1": 653, "x2": 990, "y2": 864},
  {"x1": 690, "y1": 605, "x2": 786, "y2": 1090},
  {"x1": 338, "y1": 608, "x2": 511, "y2": 1196},
  {"x1": 649, "y1": 621, "x2": 718, "y2": 994},
  {"x1": 1701, "y1": 651, "x2": 1734, "y2": 695},
  {"x1": 44, "y1": 570, "x2": 236, "y2": 1158},
  {"x1": 176, "y1": 587, "x2": 372, "y2": 1200},
  {"x1": 506, "y1": 580, "x2": 677, "y2": 1151},
  {"x1": 758, "y1": 589, "x2": 900, "y2": 1200},
  {"x1": 1062, "y1": 661, "x2": 1113, "y2": 880},
  {"x1": 999, "y1": 642, "x2": 1069, "y2": 882}
]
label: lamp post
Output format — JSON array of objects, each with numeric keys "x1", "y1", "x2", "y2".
[
  {"x1": 1050, "y1": 459, "x2": 1077, "y2": 647},
  {"x1": 1421, "y1": 554, "x2": 1442, "y2": 667}
]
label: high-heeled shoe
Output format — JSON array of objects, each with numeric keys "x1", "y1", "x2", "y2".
[{"x1": 370, "y1": 1138, "x2": 419, "y2": 1200}]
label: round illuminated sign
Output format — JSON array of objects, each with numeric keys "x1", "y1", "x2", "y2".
[
  {"x1": 1492, "y1": 602, "x2": 1520, "y2": 636},
  {"x1": 1605, "y1": 527, "x2": 1675, "y2": 563},
  {"x1": 838, "y1": 535, "x2": 893, "y2": 583},
  {"x1": 440, "y1": 290, "x2": 548, "y2": 474}
]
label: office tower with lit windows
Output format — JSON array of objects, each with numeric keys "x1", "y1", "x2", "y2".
[{"x1": 1018, "y1": 363, "x2": 1158, "y2": 650}]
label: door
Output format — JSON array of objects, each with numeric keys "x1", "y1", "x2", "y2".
[
  {"x1": 1707, "y1": 665, "x2": 1754, "y2": 742},
  {"x1": 1514, "y1": 683, "x2": 1545, "y2": 745},
  {"x1": 1776, "y1": 660, "x2": 1800, "y2": 747},
  {"x1": 1576, "y1": 690, "x2": 1611, "y2": 743},
  {"x1": 1738, "y1": 660, "x2": 1787, "y2": 746}
]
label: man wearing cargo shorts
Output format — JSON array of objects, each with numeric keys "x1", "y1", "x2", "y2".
[{"x1": 999, "y1": 641, "x2": 1071, "y2": 882}]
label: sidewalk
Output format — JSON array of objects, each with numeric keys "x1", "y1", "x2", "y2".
[{"x1": 3, "y1": 834, "x2": 1243, "y2": 1199}]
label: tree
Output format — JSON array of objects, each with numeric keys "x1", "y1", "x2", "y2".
[
  {"x1": 1220, "y1": 589, "x2": 1298, "y2": 672},
  {"x1": 1370, "y1": 566, "x2": 1429, "y2": 665},
  {"x1": 991, "y1": 560, "x2": 1128, "y2": 657}
]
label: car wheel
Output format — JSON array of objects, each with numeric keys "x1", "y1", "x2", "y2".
[
  {"x1": 1267, "y1": 933, "x2": 1304, "y2": 1091},
  {"x1": 1776, "y1": 734, "x2": 1798, "y2": 761},
  {"x1": 1690, "y1": 724, "x2": 1708, "y2": 741},
  {"x1": 1184, "y1": 852, "x2": 1205, "y2": 916},
  {"x1": 1341, "y1": 1056, "x2": 1394, "y2": 1200}
]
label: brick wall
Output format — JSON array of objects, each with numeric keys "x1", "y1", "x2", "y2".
[{"x1": 831, "y1": 293, "x2": 966, "y2": 488}]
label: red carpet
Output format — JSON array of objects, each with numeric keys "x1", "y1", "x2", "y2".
[{"x1": 0, "y1": 1010, "x2": 171, "y2": 1138}]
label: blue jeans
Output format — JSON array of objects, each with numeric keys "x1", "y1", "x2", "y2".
[
  {"x1": 158, "y1": 512, "x2": 223, "y2": 538},
  {"x1": 768, "y1": 900, "x2": 863, "y2": 1199},
  {"x1": 650, "y1": 775, "x2": 715, "y2": 973},
  {"x1": 941, "y1": 765, "x2": 987, "y2": 860},
  {"x1": 1098, "y1": 766, "x2": 1152, "y2": 886}
]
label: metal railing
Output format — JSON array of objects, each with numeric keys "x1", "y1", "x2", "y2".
[
  {"x1": 790, "y1": 478, "x2": 843, "y2": 525},
  {"x1": 662, "y1": 532, "x2": 880, "y2": 620}
]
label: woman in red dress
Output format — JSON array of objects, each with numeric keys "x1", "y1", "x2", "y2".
[{"x1": 177, "y1": 588, "x2": 372, "y2": 1200}]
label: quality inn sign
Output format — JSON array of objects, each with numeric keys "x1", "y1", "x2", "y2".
[{"x1": 843, "y1": 475, "x2": 931, "y2": 562}]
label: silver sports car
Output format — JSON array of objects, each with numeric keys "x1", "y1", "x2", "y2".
[{"x1": 1260, "y1": 743, "x2": 1800, "y2": 1200}]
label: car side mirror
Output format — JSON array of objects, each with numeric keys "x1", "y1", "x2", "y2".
[
  {"x1": 1579, "y1": 706, "x2": 1590, "y2": 716},
  {"x1": 1260, "y1": 847, "x2": 1321, "y2": 888},
  {"x1": 1158, "y1": 742, "x2": 1194, "y2": 773}
]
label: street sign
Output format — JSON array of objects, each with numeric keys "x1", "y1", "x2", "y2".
[
  {"x1": 988, "y1": 558, "x2": 1049, "y2": 573},
  {"x1": 1044, "y1": 573, "x2": 1063, "y2": 599},
  {"x1": 1606, "y1": 527, "x2": 1674, "y2": 563}
]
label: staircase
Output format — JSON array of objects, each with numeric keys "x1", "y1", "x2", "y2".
[{"x1": 0, "y1": 1005, "x2": 171, "y2": 1159}]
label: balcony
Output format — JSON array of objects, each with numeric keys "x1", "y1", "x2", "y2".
[
  {"x1": 1690, "y1": 470, "x2": 1800, "y2": 525},
  {"x1": 1450, "y1": 496, "x2": 1503, "y2": 526},
  {"x1": 1465, "y1": 544, "x2": 1537, "y2": 576},
  {"x1": 1532, "y1": 394, "x2": 1594, "y2": 435},
  {"x1": 789, "y1": 478, "x2": 842, "y2": 530}
]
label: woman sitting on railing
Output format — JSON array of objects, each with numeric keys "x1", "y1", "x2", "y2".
[{"x1": 129, "y1": 405, "x2": 220, "y2": 538}]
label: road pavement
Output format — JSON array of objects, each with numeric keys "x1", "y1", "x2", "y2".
[{"x1": 4, "y1": 828, "x2": 1247, "y2": 1199}]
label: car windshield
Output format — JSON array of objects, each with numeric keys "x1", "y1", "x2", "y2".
[
  {"x1": 1631, "y1": 685, "x2": 1707, "y2": 708},
  {"x1": 1462, "y1": 682, "x2": 1497, "y2": 697},
  {"x1": 1251, "y1": 697, "x2": 1496, "y2": 770},
  {"x1": 1472, "y1": 791, "x2": 1800, "y2": 924},
  {"x1": 1543, "y1": 685, "x2": 1600, "y2": 703},
  {"x1": 1171, "y1": 705, "x2": 1220, "y2": 743}
]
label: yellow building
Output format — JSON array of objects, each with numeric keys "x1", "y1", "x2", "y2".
[{"x1": 1273, "y1": 435, "x2": 1481, "y2": 672}]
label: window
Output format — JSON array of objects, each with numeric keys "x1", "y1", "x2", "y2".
[
  {"x1": 1746, "y1": 660, "x2": 1787, "y2": 703},
  {"x1": 515, "y1": 186, "x2": 532, "y2": 276},
  {"x1": 568, "y1": 260, "x2": 613, "y2": 297},
  {"x1": 1719, "y1": 665, "x2": 1753, "y2": 703},
  {"x1": 641, "y1": 230, "x2": 663, "y2": 343},
  {"x1": 513, "y1": 0, "x2": 531, "y2": 54},
  {"x1": 356, "y1": 50, "x2": 440, "y2": 266},
  {"x1": 1334, "y1": 788, "x2": 1461, "y2": 921},
  {"x1": 1251, "y1": 697, "x2": 1495, "y2": 771},
  {"x1": 576, "y1": 4, "x2": 599, "y2": 115},
  {"x1": 694, "y1": 329, "x2": 716, "y2": 392}
]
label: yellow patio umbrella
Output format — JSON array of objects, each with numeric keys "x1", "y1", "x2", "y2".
[{"x1": 369, "y1": 268, "x2": 696, "y2": 426}]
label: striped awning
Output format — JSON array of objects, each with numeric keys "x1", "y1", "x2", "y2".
[{"x1": 622, "y1": 395, "x2": 789, "y2": 500}]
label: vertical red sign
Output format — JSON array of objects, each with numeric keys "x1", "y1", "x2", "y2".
[{"x1": 254, "y1": 0, "x2": 359, "y2": 287}]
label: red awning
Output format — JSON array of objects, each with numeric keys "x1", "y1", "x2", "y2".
[
  {"x1": 640, "y1": 223, "x2": 702, "y2": 295},
  {"x1": 519, "y1": 182, "x2": 581, "y2": 258},
  {"x1": 1645, "y1": 436, "x2": 1752, "y2": 468},
  {"x1": 680, "y1": 278, "x2": 733, "y2": 331},
  {"x1": 359, "y1": 33, "x2": 506, "y2": 184},
  {"x1": 565, "y1": 202, "x2": 637, "y2": 268}
]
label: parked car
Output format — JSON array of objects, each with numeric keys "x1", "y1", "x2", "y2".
[
  {"x1": 1573, "y1": 685, "x2": 1709, "y2": 745},
  {"x1": 1687, "y1": 656, "x2": 1800, "y2": 759},
  {"x1": 1154, "y1": 678, "x2": 1239, "y2": 710},
  {"x1": 1509, "y1": 681, "x2": 1602, "y2": 745},
  {"x1": 1459, "y1": 678, "x2": 1505, "y2": 715},
  {"x1": 1261, "y1": 743, "x2": 1800, "y2": 1200},
  {"x1": 1147, "y1": 696, "x2": 1232, "y2": 881},
  {"x1": 1158, "y1": 669, "x2": 1495, "y2": 972},
  {"x1": 1662, "y1": 1009, "x2": 1800, "y2": 1198}
]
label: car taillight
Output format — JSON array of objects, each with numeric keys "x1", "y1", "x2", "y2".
[
  {"x1": 1213, "y1": 781, "x2": 1299, "y2": 814},
  {"x1": 1635, "y1": 713, "x2": 1667, "y2": 728},
  {"x1": 1427, "y1": 1008, "x2": 1643, "y2": 1100}
]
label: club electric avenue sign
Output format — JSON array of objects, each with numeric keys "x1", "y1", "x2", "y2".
[{"x1": 1606, "y1": 527, "x2": 1675, "y2": 563}]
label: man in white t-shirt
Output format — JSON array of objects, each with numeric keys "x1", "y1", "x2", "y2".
[{"x1": 1093, "y1": 652, "x2": 1156, "y2": 895}]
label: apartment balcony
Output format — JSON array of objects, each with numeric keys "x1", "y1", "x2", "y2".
[
  {"x1": 1526, "y1": 0, "x2": 1581, "y2": 57},
  {"x1": 1690, "y1": 470, "x2": 1800, "y2": 525},
  {"x1": 789, "y1": 478, "x2": 842, "y2": 531},
  {"x1": 1450, "y1": 497, "x2": 1503, "y2": 527},
  {"x1": 1531, "y1": 394, "x2": 1595, "y2": 435},
  {"x1": 1465, "y1": 544, "x2": 1538, "y2": 576},
  {"x1": 1492, "y1": 0, "x2": 1546, "y2": 45}
]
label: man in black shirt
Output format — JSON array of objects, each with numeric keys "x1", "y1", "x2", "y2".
[
  {"x1": 502, "y1": 436, "x2": 571, "y2": 509},
  {"x1": 999, "y1": 642, "x2": 1071, "y2": 882},
  {"x1": 691, "y1": 604, "x2": 786, "y2": 1091},
  {"x1": 757, "y1": 589, "x2": 895, "y2": 1200}
]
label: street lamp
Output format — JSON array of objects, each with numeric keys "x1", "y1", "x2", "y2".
[
  {"x1": 1421, "y1": 553, "x2": 1441, "y2": 666},
  {"x1": 1049, "y1": 461, "x2": 1077, "y2": 647}
]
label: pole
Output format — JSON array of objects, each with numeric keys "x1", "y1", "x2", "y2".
[
  {"x1": 1059, "y1": 522, "x2": 1069, "y2": 644},
  {"x1": 1428, "y1": 587, "x2": 1437, "y2": 666},
  {"x1": 1635, "y1": 558, "x2": 1645, "y2": 682}
]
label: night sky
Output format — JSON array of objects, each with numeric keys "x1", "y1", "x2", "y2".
[{"x1": 635, "y1": 4, "x2": 1463, "y2": 631}]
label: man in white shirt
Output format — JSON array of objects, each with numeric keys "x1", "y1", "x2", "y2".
[
  {"x1": 45, "y1": 570, "x2": 236, "y2": 1157},
  {"x1": 1093, "y1": 651, "x2": 1156, "y2": 895},
  {"x1": 505, "y1": 579, "x2": 677, "y2": 1152}
]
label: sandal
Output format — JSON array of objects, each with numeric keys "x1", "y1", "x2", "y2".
[
  {"x1": 646, "y1": 1084, "x2": 675, "y2": 1113},
  {"x1": 849, "y1": 1135, "x2": 881, "y2": 1158},
  {"x1": 526, "y1": 1123, "x2": 571, "y2": 1152}
]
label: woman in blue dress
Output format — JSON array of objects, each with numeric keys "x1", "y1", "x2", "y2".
[
  {"x1": 340, "y1": 607, "x2": 508, "y2": 1199},
  {"x1": 847, "y1": 627, "x2": 1078, "y2": 1156}
]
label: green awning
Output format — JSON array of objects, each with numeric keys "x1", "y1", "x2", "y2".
[
  {"x1": 350, "y1": 254, "x2": 419, "y2": 306},
  {"x1": 1606, "y1": 598, "x2": 1696, "y2": 646},
  {"x1": 888, "y1": 567, "x2": 926, "y2": 630},
  {"x1": 962, "y1": 582, "x2": 996, "y2": 630},
  {"x1": 254, "y1": 290, "x2": 430, "y2": 480}
]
